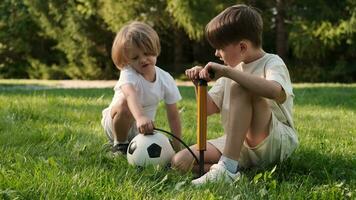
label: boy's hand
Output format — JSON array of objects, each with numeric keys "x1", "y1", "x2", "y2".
[
  {"x1": 136, "y1": 116, "x2": 155, "y2": 134},
  {"x1": 185, "y1": 66, "x2": 203, "y2": 86},
  {"x1": 199, "y1": 62, "x2": 227, "y2": 81}
]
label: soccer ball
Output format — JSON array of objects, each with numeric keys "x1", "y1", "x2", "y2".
[{"x1": 127, "y1": 131, "x2": 175, "y2": 167}]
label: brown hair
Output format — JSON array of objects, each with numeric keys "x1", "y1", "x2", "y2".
[
  {"x1": 205, "y1": 4, "x2": 263, "y2": 49},
  {"x1": 111, "y1": 21, "x2": 161, "y2": 69}
]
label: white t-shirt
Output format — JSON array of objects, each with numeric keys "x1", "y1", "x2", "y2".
[
  {"x1": 209, "y1": 53, "x2": 296, "y2": 132},
  {"x1": 108, "y1": 66, "x2": 181, "y2": 121}
]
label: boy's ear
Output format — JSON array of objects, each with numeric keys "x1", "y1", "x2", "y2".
[{"x1": 239, "y1": 41, "x2": 248, "y2": 52}]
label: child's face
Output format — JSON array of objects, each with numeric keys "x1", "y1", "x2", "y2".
[
  {"x1": 126, "y1": 46, "x2": 157, "y2": 75},
  {"x1": 215, "y1": 42, "x2": 244, "y2": 67}
]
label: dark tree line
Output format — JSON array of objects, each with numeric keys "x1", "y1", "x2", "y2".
[{"x1": 0, "y1": 0, "x2": 355, "y2": 82}]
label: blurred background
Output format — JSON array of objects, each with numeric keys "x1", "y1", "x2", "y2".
[{"x1": 0, "y1": 0, "x2": 355, "y2": 82}]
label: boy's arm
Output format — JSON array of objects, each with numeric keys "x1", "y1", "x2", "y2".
[
  {"x1": 165, "y1": 103, "x2": 182, "y2": 151},
  {"x1": 187, "y1": 66, "x2": 220, "y2": 116},
  {"x1": 225, "y1": 67, "x2": 286, "y2": 103},
  {"x1": 201, "y1": 62, "x2": 286, "y2": 103},
  {"x1": 121, "y1": 84, "x2": 154, "y2": 133}
]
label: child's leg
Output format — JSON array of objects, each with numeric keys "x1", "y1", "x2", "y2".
[
  {"x1": 224, "y1": 82, "x2": 272, "y2": 161},
  {"x1": 171, "y1": 143, "x2": 221, "y2": 173},
  {"x1": 190, "y1": 83, "x2": 272, "y2": 185},
  {"x1": 110, "y1": 99, "x2": 134, "y2": 144}
]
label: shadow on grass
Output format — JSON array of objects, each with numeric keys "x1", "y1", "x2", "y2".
[
  {"x1": 2, "y1": 84, "x2": 355, "y2": 109},
  {"x1": 0, "y1": 83, "x2": 51, "y2": 90},
  {"x1": 1, "y1": 84, "x2": 355, "y2": 187},
  {"x1": 0, "y1": 117, "x2": 117, "y2": 171},
  {"x1": 267, "y1": 148, "x2": 356, "y2": 186},
  {"x1": 0, "y1": 85, "x2": 112, "y2": 98}
]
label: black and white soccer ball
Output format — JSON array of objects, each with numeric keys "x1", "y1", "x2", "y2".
[{"x1": 127, "y1": 131, "x2": 175, "y2": 167}]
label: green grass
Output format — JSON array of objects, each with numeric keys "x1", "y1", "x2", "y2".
[{"x1": 0, "y1": 81, "x2": 355, "y2": 199}]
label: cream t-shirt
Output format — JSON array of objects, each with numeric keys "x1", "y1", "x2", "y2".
[{"x1": 209, "y1": 53, "x2": 296, "y2": 133}]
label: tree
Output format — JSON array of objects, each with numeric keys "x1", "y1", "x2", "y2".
[
  {"x1": 0, "y1": 0, "x2": 63, "y2": 78},
  {"x1": 1, "y1": 0, "x2": 354, "y2": 82},
  {"x1": 23, "y1": 0, "x2": 115, "y2": 79},
  {"x1": 288, "y1": 0, "x2": 356, "y2": 81},
  {"x1": 98, "y1": 0, "x2": 196, "y2": 74},
  {"x1": 275, "y1": 0, "x2": 288, "y2": 60}
]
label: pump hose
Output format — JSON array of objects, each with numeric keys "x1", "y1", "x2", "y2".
[{"x1": 154, "y1": 128, "x2": 199, "y2": 164}]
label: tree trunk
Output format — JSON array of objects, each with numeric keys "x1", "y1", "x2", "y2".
[
  {"x1": 276, "y1": 0, "x2": 288, "y2": 60},
  {"x1": 173, "y1": 28, "x2": 186, "y2": 74}
]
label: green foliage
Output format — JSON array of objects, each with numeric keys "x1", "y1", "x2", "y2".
[
  {"x1": 251, "y1": 166, "x2": 278, "y2": 198},
  {"x1": 0, "y1": 0, "x2": 57, "y2": 78},
  {"x1": 290, "y1": 13, "x2": 356, "y2": 60},
  {"x1": 0, "y1": 0, "x2": 355, "y2": 81},
  {"x1": 23, "y1": 0, "x2": 114, "y2": 79},
  {"x1": 27, "y1": 58, "x2": 67, "y2": 79},
  {"x1": 167, "y1": 0, "x2": 229, "y2": 40},
  {"x1": 99, "y1": 0, "x2": 172, "y2": 33},
  {"x1": 288, "y1": 0, "x2": 356, "y2": 82}
]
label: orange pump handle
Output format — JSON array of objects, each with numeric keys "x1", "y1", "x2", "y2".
[{"x1": 197, "y1": 80, "x2": 207, "y2": 151}]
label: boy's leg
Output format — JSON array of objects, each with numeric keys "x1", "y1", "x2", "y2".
[
  {"x1": 192, "y1": 82, "x2": 272, "y2": 185},
  {"x1": 110, "y1": 99, "x2": 134, "y2": 152},
  {"x1": 224, "y1": 82, "x2": 272, "y2": 161},
  {"x1": 171, "y1": 143, "x2": 221, "y2": 173}
]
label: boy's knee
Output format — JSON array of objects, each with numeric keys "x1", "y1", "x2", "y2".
[
  {"x1": 110, "y1": 99, "x2": 132, "y2": 119},
  {"x1": 171, "y1": 150, "x2": 195, "y2": 173},
  {"x1": 252, "y1": 95, "x2": 268, "y2": 106},
  {"x1": 230, "y1": 82, "x2": 268, "y2": 106},
  {"x1": 230, "y1": 82, "x2": 251, "y2": 99}
]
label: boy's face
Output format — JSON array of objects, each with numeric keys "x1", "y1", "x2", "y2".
[
  {"x1": 126, "y1": 45, "x2": 157, "y2": 75},
  {"x1": 215, "y1": 42, "x2": 245, "y2": 67}
]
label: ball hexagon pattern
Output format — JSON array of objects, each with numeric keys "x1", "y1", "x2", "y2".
[
  {"x1": 127, "y1": 131, "x2": 175, "y2": 167},
  {"x1": 147, "y1": 143, "x2": 162, "y2": 158}
]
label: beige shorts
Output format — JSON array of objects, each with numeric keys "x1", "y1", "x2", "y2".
[
  {"x1": 208, "y1": 113, "x2": 299, "y2": 168},
  {"x1": 101, "y1": 107, "x2": 138, "y2": 144}
]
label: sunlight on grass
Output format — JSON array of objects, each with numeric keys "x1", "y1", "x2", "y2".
[{"x1": 0, "y1": 82, "x2": 355, "y2": 199}]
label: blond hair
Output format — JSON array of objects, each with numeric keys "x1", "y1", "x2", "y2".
[{"x1": 111, "y1": 21, "x2": 161, "y2": 70}]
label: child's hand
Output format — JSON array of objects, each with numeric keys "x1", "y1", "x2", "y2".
[
  {"x1": 136, "y1": 116, "x2": 155, "y2": 134},
  {"x1": 185, "y1": 66, "x2": 203, "y2": 86},
  {"x1": 200, "y1": 62, "x2": 227, "y2": 81}
]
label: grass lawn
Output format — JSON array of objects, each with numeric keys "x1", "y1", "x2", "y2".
[{"x1": 0, "y1": 81, "x2": 355, "y2": 199}]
